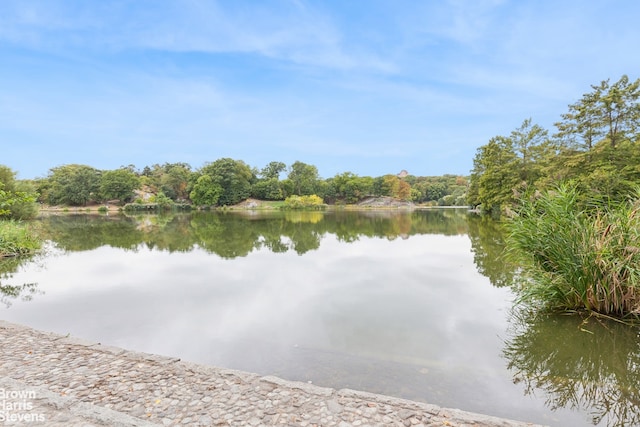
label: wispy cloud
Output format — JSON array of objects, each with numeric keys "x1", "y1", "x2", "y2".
[{"x1": 0, "y1": 0, "x2": 396, "y2": 73}]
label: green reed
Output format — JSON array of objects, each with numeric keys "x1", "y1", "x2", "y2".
[
  {"x1": 506, "y1": 185, "x2": 640, "y2": 317},
  {"x1": 0, "y1": 220, "x2": 42, "y2": 257}
]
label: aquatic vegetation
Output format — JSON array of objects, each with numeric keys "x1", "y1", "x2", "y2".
[
  {"x1": 506, "y1": 184, "x2": 640, "y2": 317},
  {"x1": 0, "y1": 220, "x2": 42, "y2": 257}
]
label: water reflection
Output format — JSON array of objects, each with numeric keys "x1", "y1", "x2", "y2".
[
  {"x1": 0, "y1": 255, "x2": 42, "y2": 307},
  {"x1": 38, "y1": 209, "x2": 470, "y2": 258},
  {"x1": 4, "y1": 209, "x2": 639, "y2": 426},
  {"x1": 503, "y1": 312, "x2": 640, "y2": 426},
  {"x1": 467, "y1": 215, "x2": 516, "y2": 288}
]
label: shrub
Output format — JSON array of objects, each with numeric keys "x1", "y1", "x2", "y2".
[
  {"x1": 506, "y1": 184, "x2": 640, "y2": 317},
  {"x1": 150, "y1": 192, "x2": 174, "y2": 210},
  {"x1": 282, "y1": 195, "x2": 326, "y2": 210}
]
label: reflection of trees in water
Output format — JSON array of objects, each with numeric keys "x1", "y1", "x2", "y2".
[
  {"x1": 36, "y1": 209, "x2": 471, "y2": 259},
  {"x1": 0, "y1": 282, "x2": 40, "y2": 307},
  {"x1": 467, "y1": 215, "x2": 515, "y2": 287},
  {"x1": 37, "y1": 214, "x2": 146, "y2": 251},
  {"x1": 0, "y1": 255, "x2": 42, "y2": 307},
  {"x1": 503, "y1": 313, "x2": 640, "y2": 427}
]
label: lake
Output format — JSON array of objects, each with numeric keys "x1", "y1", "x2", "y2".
[{"x1": 1, "y1": 209, "x2": 639, "y2": 427}]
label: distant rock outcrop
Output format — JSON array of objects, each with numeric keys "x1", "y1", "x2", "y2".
[{"x1": 356, "y1": 196, "x2": 413, "y2": 208}]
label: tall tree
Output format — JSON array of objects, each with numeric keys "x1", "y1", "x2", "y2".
[
  {"x1": 555, "y1": 75, "x2": 640, "y2": 150},
  {"x1": 598, "y1": 75, "x2": 640, "y2": 147},
  {"x1": 287, "y1": 161, "x2": 319, "y2": 196},
  {"x1": 47, "y1": 164, "x2": 101, "y2": 206},
  {"x1": 510, "y1": 118, "x2": 550, "y2": 185},
  {"x1": 260, "y1": 161, "x2": 287, "y2": 180},
  {"x1": 199, "y1": 158, "x2": 255, "y2": 206},
  {"x1": 468, "y1": 136, "x2": 520, "y2": 215},
  {"x1": 189, "y1": 174, "x2": 222, "y2": 206},
  {"x1": 555, "y1": 90, "x2": 602, "y2": 152},
  {"x1": 100, "y1": 168, "x2": 140, "y2": 202}
]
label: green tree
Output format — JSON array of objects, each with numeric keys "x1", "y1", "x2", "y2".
[
  {"x1": 597, "y1": 75, "x2": 640, "y2": 147},
  {"x1": 140, "y1": 163, "x2": 192, "y2": 201},
  {"x1": 152, "y1": 191, "x2": 174, "y2": 210},
  {"x1": 252, "y1": 178, "x2": 283, "y2": 200},
  {"x1": 199, "y1": 158, "x2": 255, "y2": 206},
  {"x1": 0, "y1": 166, "x2": 16, "y2": 191},
  {"x1": 555, "y1": 89, "x2": 603, "y2": 152},
  {"x1": 252, "y1": 161, "x2": 286, "y2": 200},
  {"x1": 330, "y1": 172, "x2": 373, "y2": 204},
  {"x1": 555, "y1": 75, "x2": 640, "y2": 150},
  {"x1": 47, "y1": 164, "x2": 101, "y2": 206},
  {"x1": 510, "y1": 118, "x2": 550, "y2": 185},
  {"x1": 0, "y1": 166, "x2": 38, "y2": 219},
  {"x1": 100, "y1": 168, "x2": 140, "y2": 202},
  {"x1": 425, "y1": 182, "x2": 446, "y2": 202},
  {"x1": 260, "y1": 161, "x2": 287, "y2": 180},
  {"x1": 0, "y1": 183, "x2": 36, "y2": 218},
  {"x1": 287, "y1": 161, "x2": 319, "y2": 196},
  {"x1": 547, "y1": 76, "x2": 640, "y2": 204},
  {"x1": 468, "y1": 136, "x2": 520, "y2": 215},
  {"x1": 161, "y1": 164, "x2": 192, "y2": 201},
  {"x1": 189, "y1": 175, "x2": 222, "y2": 206}
]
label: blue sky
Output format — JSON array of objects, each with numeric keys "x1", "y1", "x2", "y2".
[{"x1": 1, "y1": 0, "x2": 639, "y2": 180}]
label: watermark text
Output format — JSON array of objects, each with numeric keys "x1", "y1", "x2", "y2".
[{"x1": 0, "y1": 388, "x2": 46, "y2": 424}]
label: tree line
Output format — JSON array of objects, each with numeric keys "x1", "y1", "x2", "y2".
[
  {"x1": 0, "y1": 160, "x2": 469, "y2": 218},
  {"x1": 469, "y1": 74, "x2": 640, "y2": 216}
]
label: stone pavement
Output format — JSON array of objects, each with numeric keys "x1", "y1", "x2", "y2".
[{"x1": 0, "y1": 321, "x2": 545, "y2": 427}]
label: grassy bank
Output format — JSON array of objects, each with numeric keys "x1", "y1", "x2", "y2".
[
  {"x1": 506, "y1": 185, "x2": 640, "y2": 317},
  {"x1": 0, "y1": 220, "x2": 42, "y2": 257}
]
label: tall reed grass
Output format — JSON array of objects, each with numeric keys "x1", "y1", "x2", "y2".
[
  {"x1": 0, "y1": 220, "x2": 42, "y2": 257},
  {"x1": 506, "y1": 185, "x2": 640, "y2": 317}
]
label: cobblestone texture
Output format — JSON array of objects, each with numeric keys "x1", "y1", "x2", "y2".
[{"x1": 0, "y1": 321, "x2": 545, "y2": 427}]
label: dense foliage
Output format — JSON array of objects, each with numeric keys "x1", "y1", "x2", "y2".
[
  {"x1": 469, "y1": 75, "x2": 640, "y2": 316},
  {"x1": 469, "y1": 75, "x2": 640, "y2": 215},
  {"x1": 0, "y1": 166, "x2": 38, "y2": 220},
  {"x1": 5, "y1": 161, "x2": 468, "y2": 209}
]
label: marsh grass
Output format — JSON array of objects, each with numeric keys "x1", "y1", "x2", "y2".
[
  {"x1": 506, "y1": 185, "x2": 640, "y2": 317},
  {"x1": 0, "y1": 220, "x2": 42, "y2": 257}
]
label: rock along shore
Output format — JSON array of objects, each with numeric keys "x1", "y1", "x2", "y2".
[{"x1": 0, "y1": 321, "x2": 545, "y2": 427}]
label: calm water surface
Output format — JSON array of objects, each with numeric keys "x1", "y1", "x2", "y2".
[{"x1": 1, "y1": 209, "x2": 639, "y2": 427}]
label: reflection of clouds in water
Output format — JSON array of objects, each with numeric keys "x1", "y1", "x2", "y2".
[
  {"x1": 3, "y1": 234, "x2": 508, "y2": 354},
  {"x1": 4, "y1": 234, "x2": 512, "y2": 376},
  {"x1": 1, "y1": 231, "x2": 585, "y2": 425},
  {"x1": 5, "y1": 234, "x2": 508, "y2": 349}
]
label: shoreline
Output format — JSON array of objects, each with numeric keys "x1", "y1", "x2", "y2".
[
  {"x1": 35, "y1": 203, "x2": 470, "y2": 215},
  {"x1": 0, "y1": 320, "x2": 544, "y2": 427}
]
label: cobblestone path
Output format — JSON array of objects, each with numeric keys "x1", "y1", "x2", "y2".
[{"x1": 0, "y1": 321, "x2": 544, "y2": 427}]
